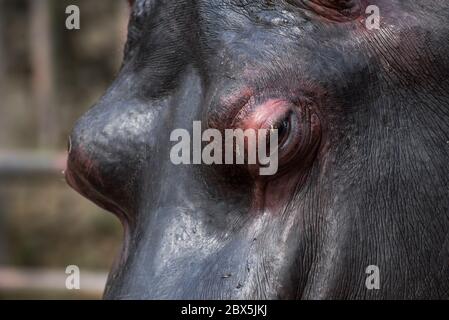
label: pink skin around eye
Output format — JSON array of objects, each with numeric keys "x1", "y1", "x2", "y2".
[
  {"x1": 241, "y1": 99, "x2": 291, "y2": 131},
  {"x1": 237, "y1": 99, "x2": 291, "y2": 157}
]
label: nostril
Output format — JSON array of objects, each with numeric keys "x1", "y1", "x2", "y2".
[{"x1": 67, "y1": 136, "x2": 72, "y2": 154}]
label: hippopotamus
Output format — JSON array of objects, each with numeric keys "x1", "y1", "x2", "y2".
[{"x1": 65, "y1": 0, "x2": 449, "y2": 299}]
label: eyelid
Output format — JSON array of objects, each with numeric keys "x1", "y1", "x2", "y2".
[
  {"x1": 286, "y1": 0, "x2": 362, "y2": 21},
  {"x1": 239, "y1": 100, "x2": 291, "y2": 131}
]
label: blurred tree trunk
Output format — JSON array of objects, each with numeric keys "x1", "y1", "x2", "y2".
[
  {"x1": 0, "y1": 0, "x2": 5, "y2": 104},
  {"x1": 0, "y1": 193, "x2": 7, "y2": 265},
  {"x1": 0, "y1": 0, "x2": 6, "y2": 264},
  {"x1": 30, "y1": 0, "x2": 57, "y2": 148}
]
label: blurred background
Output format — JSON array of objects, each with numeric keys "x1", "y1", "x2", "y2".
[{"x1": 0, "y1": 0, "x2": 130, "y2": 299}]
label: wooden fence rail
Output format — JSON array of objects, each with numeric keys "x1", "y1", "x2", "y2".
[
  {"x1": 0, "y1": 153, "x2": 108, "y2": 297},
  {"x1": 0, "y1": 266, "x2": 107, "y2": 296},
  {"x1": 0, "y1": 151, "x2": 67, "y2": 179}
]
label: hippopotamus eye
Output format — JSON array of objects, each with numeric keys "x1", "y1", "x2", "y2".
[
  {"x1": 243, "y1": 99, "x2": 320, "y2": 176},
  {"x1": 286, "y1": 0, "x2": 362, "y2": 21},
  {"x1": 271, "y1": 108, "x2": 303, "y2": 165},
  {"x1": 269, "y1": 112, "x2": 292, "y2": 149}
]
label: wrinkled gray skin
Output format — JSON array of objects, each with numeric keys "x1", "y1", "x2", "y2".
[{"x1": 66, "y1": 0, "x2": 449, "y2": 299}]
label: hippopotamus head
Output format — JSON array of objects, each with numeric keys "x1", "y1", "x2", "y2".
[{"x1": 66, "y1": 0, "x2": 449, "y2": 299}]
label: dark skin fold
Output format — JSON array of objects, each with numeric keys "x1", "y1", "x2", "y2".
[{"x1": 66, "y1": 0, "x2": 449, "y2": 299}]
